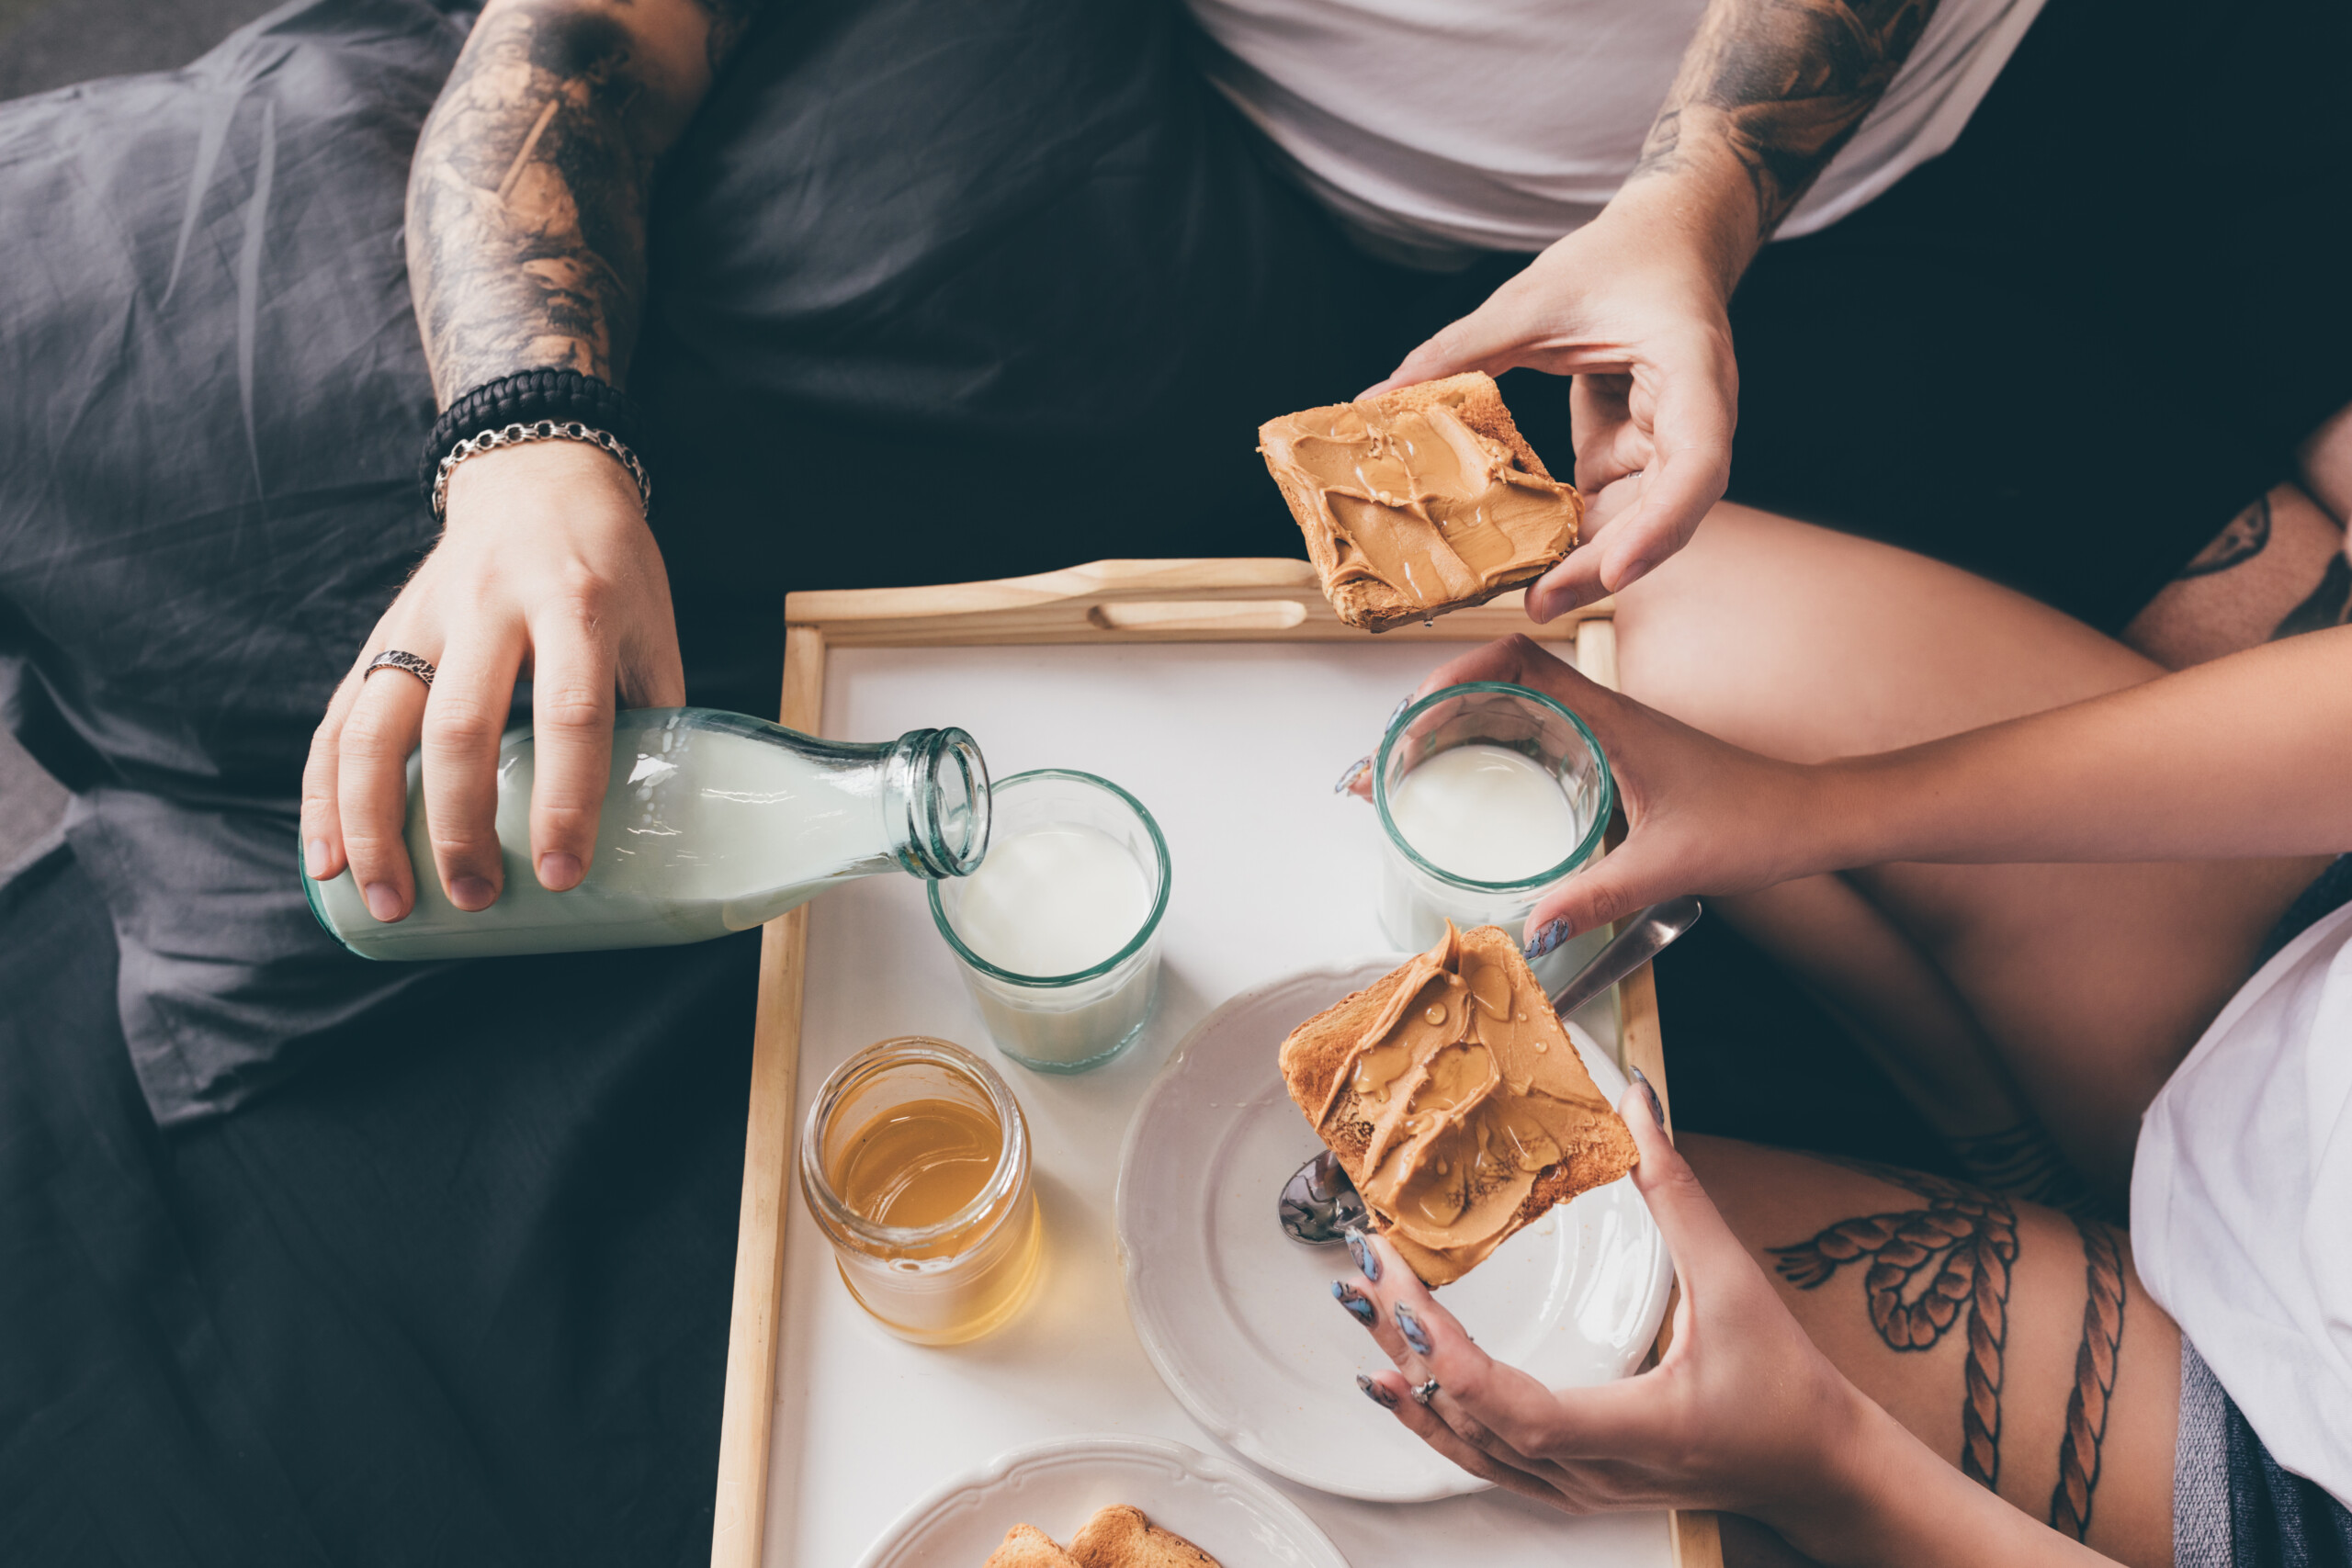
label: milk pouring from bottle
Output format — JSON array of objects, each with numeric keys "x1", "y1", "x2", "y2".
[{"x1": 307, "y1": 708, "x2": 989, "y2": 960}]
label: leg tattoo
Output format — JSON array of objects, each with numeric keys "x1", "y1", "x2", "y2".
[
  {"x1": 2048, "y1": 1219, "x2": 2127, "y2": 1540},
  {"x1": 1771, "y1": 1169, "x2": 2019, "y2": 1489},
  {"x1": 2272, "y1": 551, "x2": 2352, "y2": 639},
  {"x1": 2176, "y1": 493, "x2": 2273, "y2": 578}
]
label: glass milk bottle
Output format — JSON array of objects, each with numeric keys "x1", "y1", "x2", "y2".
[{"x1": 306, "y1": 708, "x2": 989, "y2": 961}]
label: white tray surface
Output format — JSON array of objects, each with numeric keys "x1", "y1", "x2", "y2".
[{"x1": 767, "y1": 639, "x2": 1665, "y2": 1568}]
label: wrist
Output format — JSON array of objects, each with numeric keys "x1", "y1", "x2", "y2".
[
  {"x1": 441, "y1": 436, "x2": 646, "y2": 526},
  {"x1": 1596, "y1": 156, "x2": 1759, "y2": 302}
]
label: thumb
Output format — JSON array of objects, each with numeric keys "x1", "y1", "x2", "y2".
[
  {"x1": 1362, "y1": 304, "x2": 1523, "y2": 399},
  {"x1": 1521, "y1": 834, "x2": 1678, "y2": 952},
  {"x1": 1616, "y1": 1078, "x2": 1747, "y2": 1278}
]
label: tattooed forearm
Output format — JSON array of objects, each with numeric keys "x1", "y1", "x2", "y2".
[
  {"x1": 405, "y1": 0, "x2": 761, "y2": 403},
  {"x1": 1632, "y1": 0, "x2": 1941, "y2": 237}
]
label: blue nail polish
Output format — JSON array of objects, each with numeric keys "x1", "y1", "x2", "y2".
[
  {"x1": 1524, "y1": 918, "x2": 1572, "y2": 959},
  {"x1": 1356, "y1": 1372, "x2": 1396, "y2": 1409},
  {"x1": 1396, "y1": 1303, "x2": 1432, "y2": 1355},
  {"x1": 1333, "y1": 755, "x2": 1372, "y2": 795},
  {"x1": 1632, "y1": 1066, "x2": 1666, "y2": 1128},
  {"x1": 1385, "y1": 693, "x2": 1414, "y2": 732},
  {"x1": 1344, "y1": 1227, "x2": 1382, "y2": 1282},
  {"x1": 1331, "y1": 1280, "x2": 1376, "y2": 1326}
]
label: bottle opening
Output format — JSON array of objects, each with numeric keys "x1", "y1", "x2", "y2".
[{"x1": 893, "y1": 727, "x2": 992, "y2": 879}]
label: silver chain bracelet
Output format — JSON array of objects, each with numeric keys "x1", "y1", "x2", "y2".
[{"x1": 430, "y1": 420, "x2": 652, "y2": 521}]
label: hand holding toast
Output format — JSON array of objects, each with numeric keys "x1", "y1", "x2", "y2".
[{"x1": 1364, "y1": 200, "x2": 1737, "y2": 622}]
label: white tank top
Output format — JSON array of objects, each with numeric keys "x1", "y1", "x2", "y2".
[{"x1": 1185, "y1": 0, "x2": 2047, "y2": 264}]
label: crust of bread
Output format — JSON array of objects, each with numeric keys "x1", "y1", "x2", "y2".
[
  {"x1": 1276, "y1": 926, "x2": 1639, "y2": 1286},
  {"x1": 1068, "y1": 1506, "x2": 1220, "y2": 1568},
  {"x1": 985, "y1": 1523, "x2": 1083, "y2": 1568},
  {"x1": 1260, "y1": 371, "x2": 1577, "y2": 634}
]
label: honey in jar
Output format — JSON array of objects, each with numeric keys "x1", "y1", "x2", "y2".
[{"x1": 800, "y1": 1038, "x2": 1042, "y2": 1345}]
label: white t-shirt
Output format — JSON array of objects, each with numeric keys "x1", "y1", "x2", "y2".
[
  {"x1": 2133, "y1": 898, "x2": 2352, "y2": 1506},
  {"x1": 1185, "y1": 0, "x2": 2048, "y2": 264}
]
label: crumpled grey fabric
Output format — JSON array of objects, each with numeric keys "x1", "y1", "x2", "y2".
[
  {"x1": 0, "y1": 0, "x2": 1390, "y2": 1125},
  {"x1": 0, "y1": 0, "x2": 472, "y2": 1123}
]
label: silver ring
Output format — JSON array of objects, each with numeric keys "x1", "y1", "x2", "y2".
[
  {"x1": 1411, "y1": 1379, "x2": 1440, "y2": 1407},
  {"x1": 365, "y1": 649, "x2": 436, "y2": 688}
]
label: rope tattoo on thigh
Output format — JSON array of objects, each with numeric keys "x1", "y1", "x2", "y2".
[
  {"x1": 1770, "y1": 1169, "x2": 2019, "y2": 1489},
  {"x1": 2048, "y1": 1219, "x2": 2127, "y2": 1540}
]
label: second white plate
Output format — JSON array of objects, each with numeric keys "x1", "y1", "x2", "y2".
[{"x1": 1116, "y1": 957, "x2": 1673, "y2": 1503}]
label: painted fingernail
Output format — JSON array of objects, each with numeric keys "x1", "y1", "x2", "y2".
[
  {"x1": 1524, "y1": 918, "x2": 1572, "y2": 959},
  {"x1": 1411, "y1": 1378, "x2": 1441, "y2": 1406},
  {"x1": 304, "y1": 838, "x2": 330, "y2": 878},
  {"x1": 1396, "y1": 1303, "x2": 1432, "y2": 1355},
  {"x1": 362, "y1": 882, "x2": 402, "y2": 922},
  {"x1": 1632, "y1": 1066, "x2": 1666, "y2": 1127},
  {"x1": 1331, "y1": 1281, "x2": 1376, "y2": 1327},
  {"x1": 1385, "y1": 693, "x2": 1414, "y2": 731},
  {"x1": 1356, "y1": 1372, "x2": 1397, "y2": 1409},
  {"x1": 537, "y1": 852, "x2": 582, "y2": 891},
  {"x1": 1334, "y1": 755, "x2": 1372, "y2": 795},
  {"x1": 1344, "y1": 1227, "x2": 1382, "y2": 1282},
  {"x1": 449, "y1": 874, "x2": 494, "y2": 911}
]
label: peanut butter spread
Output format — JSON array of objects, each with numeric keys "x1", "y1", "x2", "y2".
[
  {"x1": 1259, "y1": 400, "x2": 1578, "y2": 611},
  {"x1": 1313, "y1": 924, "x2": 1618, "y2": 1281}
]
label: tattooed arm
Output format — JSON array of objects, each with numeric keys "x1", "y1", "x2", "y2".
[
  {"x1": 302, "y1": 0, "x2": 756, "y2": 924},
  {"x1": 1372, "y1": 0, "x2": 1939, "y2": 621}
]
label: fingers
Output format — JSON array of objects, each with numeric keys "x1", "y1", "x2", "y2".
[
  {"x1": 300, "y1": 651, "x2": 372, "y2": 882},
  {"x1": 522, "y1": 605, "x2": 617, "y2": 891},
  {"x1": 1360, "y1": 1368, "x2": 1587, "y2": 1510},
  {"x1": 1337, "y1": 1232, "x2": 1598, "y2": 1475},
  {"x1": 335, "y1": 653, "x2": 433, "y2": 922},
  {"x1": 419, "y1": 628, "x2": 525, "y2": 912}
]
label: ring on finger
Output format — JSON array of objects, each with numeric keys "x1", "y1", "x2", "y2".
[
  {"x1": 365, "y1": 649, "x2": 437, "y2": 688},
  {"x1": 1411, "y1": 1378, "x2": 1441, "y2": 1407}
]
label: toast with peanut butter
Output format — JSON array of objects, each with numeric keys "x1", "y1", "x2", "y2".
[
  {"x1": 1278, "y1": 922, "x2": 1637, "y2": 1286},
  {"x1": 1259, "y1": 372, "x2": 1582, "y2": 633}
]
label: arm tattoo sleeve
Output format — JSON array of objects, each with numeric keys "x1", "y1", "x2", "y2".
[
  {"x1": 405, "y1": 0, "x2": 761, "y2": 403},
  {"x1": 1632, "y1": 0, "x2": 1942, "y2": 237}
]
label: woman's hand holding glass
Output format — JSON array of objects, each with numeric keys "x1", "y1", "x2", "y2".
[{"x1": 300, "y1": 441, "x2": 684, "y2": 921}]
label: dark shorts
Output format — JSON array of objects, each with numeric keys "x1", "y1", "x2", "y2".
[{"x1": 2177, "y1": 1341, "x2": 2352, "y2": 1568}]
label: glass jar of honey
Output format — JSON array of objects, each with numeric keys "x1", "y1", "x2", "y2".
[{"x1": 798, "y1": 1037, "x2": 1042, "y2": 1345}]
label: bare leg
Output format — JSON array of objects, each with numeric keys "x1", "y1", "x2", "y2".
[
  {"x1": 1687, "y1": 1135, "x2": 2179, "y2": 1568},
  {"x1": 2126, "y1": 400, "x2": 2352, "y2": 669},
  {"x1": 1614, "y1": 506, "x2": 2326, "y2": 1200}
]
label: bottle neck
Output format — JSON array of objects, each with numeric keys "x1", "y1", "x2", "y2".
[{"x1": 877, "y1": 727, "x2": 991, "y2": 879}]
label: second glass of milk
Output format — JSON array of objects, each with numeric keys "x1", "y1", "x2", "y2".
[
  {"x1": 929, "y1": 770, "x2": 1170, "y2": 1073},
  {"x1": 1374, "y1": 682, "x2": 1614, "y2": 992}
]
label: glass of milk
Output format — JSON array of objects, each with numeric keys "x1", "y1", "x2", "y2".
[
  {"x1": 1374, "y1": 682, "x2": 1614, "y2": 990},
  {"x1": 928, "y1": 770, "x2": 1171, "y2": 1074}
]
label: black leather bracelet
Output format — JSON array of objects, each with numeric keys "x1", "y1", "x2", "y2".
[{"x1": 416, "y1": 368, "x2": 649, "y2": 507}]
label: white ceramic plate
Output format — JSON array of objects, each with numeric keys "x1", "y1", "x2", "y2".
[
  {"x1": 1116, "y1": 957, "x2": 1673, "y2": 1503},
  {"x1": 852, "y1": 1434, "x2": 1351, "y2": 1568}
]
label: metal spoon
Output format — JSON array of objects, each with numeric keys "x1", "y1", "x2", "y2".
[{"x1": 1275, "y1": 897, "x2": 1703, "y2": 1247}]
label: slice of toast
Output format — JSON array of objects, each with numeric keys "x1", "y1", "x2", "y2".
[
  {"x1": 984, "y1": 1522, "x2": 1082, "y2": 1568},
  {"x1": 1068, "y1": 1506, "x2": 1220, "y2": 1568},
  {"x1": 1259, "y1": 372, "x2": 1581, "y2": 633},
  {"x1": 1278, "y1": 923, "x2": 1637, "y2": 1286}
]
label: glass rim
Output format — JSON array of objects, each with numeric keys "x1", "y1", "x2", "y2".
[
  {"x1": 1373, "y1": 680, "x2": 1616, "y2": 894},
  {"x1": 798, "y1": 1036, "x2": 1030, "y2": 1252},
  {"x1": 926, "y1": 768, "x2": 1172, "y2": 987}
]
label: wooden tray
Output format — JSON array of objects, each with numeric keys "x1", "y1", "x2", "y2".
[{"x1": 709, "y1": 558, "x2": 1722, "y2": 1568}]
